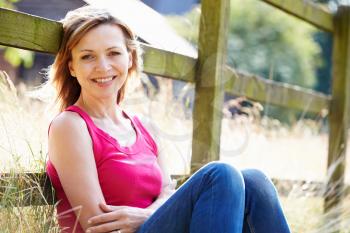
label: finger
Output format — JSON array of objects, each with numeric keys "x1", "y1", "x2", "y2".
[
  {"x1": 88, "y1": 211, "x2": 122, "y2": 225},
  {"x1": 99, "y1": 203, "x2": 113, "y2": 212},
  {"x1": 86, "y1": 221, "x2": 121, "y2": 233},
  {"x1": 99, "y1": 203, "x2": 128, "y2": 212}
]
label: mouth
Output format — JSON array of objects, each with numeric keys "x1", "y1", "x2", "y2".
[{"x1": 91, "y1": 76, "x2": 116, "y2": 83}]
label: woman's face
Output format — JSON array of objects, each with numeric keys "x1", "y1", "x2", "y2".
[{"x1": 68, "y1": 23, "x2": 132, "y2": 101}]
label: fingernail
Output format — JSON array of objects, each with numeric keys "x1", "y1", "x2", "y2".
[
  {"x1": 87, "y1": 220, "x2": 91, "y2": 224},
  {"x1": 86, "y1": 230, "x2": 91, "y2": 233}
]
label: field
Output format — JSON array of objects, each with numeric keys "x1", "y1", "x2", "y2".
[{"x1": 0, "y1": 74, "x2": 350, "y2": 232}]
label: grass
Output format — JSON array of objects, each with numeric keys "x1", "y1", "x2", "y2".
[
  {"x1": 1, "y1": 71, "x2": 350, "y2": 232},
  {"x1": 281, "y1": 195, "x2": 350, "y2": 233}
]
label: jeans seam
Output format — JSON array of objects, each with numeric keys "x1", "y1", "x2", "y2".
[
  {"x1": 210, "y1": 183, "x2": 213, "y2": 233},
  {"x1": 194, "y1": 170, "x2": 211, "y2": 204},
  {"x1": 246, "y1": 215, "x2": 257, "y2": 233}
]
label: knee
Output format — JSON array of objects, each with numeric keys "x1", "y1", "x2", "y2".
[
  {"x1": 203, "y1": 161, "x2": 244, "y2": 192},
  {"x1": 242, "y1": 169, "x2": 278, "y2": 200}
]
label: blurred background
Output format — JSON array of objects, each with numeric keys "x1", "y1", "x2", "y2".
[{"x1": 0, "y1": 0, "x2": 350, "y2": 232}]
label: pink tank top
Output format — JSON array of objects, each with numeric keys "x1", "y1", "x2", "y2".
[{"x1": 46, "y1": 105, "x2": 163, "y2": 232}]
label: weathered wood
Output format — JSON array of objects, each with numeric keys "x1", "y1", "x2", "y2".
[
  {"x1": 0, "y1": 8, "x2": 62, "y2": 54},
  {"x1": 0, "y1": 7, "x2": 196, "y2": 83},
  {"x1": 224, "y1": 66, "x2": 331, "y2": 114},
  {"x1": 142, "y1": 44, "x2": 196, "y2": 82},
  {"x1": 4, "y1": 172, "x2": 341, "y2": 207},
  {"x1": 0, "y1": 6, "x2": 330, "y2": 115},
  {"x1": 173, "y1": 174, "x2": 350, "y2": 198},
  {"x1": 191, "y1": 0, "x2": 230, "y2": 172},
  {"x1": 0, "y1": 172, "x2": 55, "y2": 206},
  {"x1": 261, "y1": 0, "x2": 334, "y2": 32},
  {"x1": 324, "y1": 6, "x2": 350, "y2": 215}
]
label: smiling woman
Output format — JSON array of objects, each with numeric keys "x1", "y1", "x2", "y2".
[
  {"x1": 48, "y1": 6, "x2": 142, "y2": 112},
  {"x1": 68, "y1": 24, "x2": 132, "y2": 105},
  {"x1": 45, "y1": 5, "x2": 291, "y2": 233}
]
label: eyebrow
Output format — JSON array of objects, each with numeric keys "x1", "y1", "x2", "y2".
[{"x1": 79, "y1": 46, "x2": 122, "y2": 52}]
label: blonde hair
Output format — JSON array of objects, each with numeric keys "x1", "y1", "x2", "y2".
[{"x1": 49, "y1": 5, "x2": 142, "y2": 112}]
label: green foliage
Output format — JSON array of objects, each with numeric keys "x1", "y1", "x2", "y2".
[
  {"x1": 3, "y1": 47, "x2": 34, "y2": 68},
  {"x1": 0, "y1": 0, "x2": 17, "y2": 9},
  {"x1": 166, "y1": 7, "x2": 200, "y2": 46},
  {"x1": 0, "y1": 0, "x2": 34, "y2": 68},
  {"x1": 167, "y1": 0, "x2": 323, "y2": 123},
  {"x1": 168, "y1": 0, "x2": 321, "y2": 89},
  {"x1": 229, "y1": 0, "x2": 321, "y2": 89}
]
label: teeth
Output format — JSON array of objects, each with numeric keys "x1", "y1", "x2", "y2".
[{"x1": 94, "y1": 76, "x2": 114, "y2": 83}]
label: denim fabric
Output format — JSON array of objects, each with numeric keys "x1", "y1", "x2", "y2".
[{"x1": 137, "y1": 162, "x2": 291, "y2": 233}]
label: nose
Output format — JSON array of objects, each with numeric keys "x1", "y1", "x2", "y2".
[{"x1": 95, "y1": 56, "x2": 111, "y2": 72}]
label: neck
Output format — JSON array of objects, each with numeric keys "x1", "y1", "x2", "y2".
[{"x1": 76, "y1": 93, "x2": 124, "y2": 121}]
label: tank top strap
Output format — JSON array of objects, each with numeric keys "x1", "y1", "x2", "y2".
[
  {"x1": 64, "y1": 105, "x2": 99, "y2": 135},
  {"x1": 132, "y1": 116, "x2": 159, "y2": 156},
  {"x1": 65, "y1": 105, "x2": 94, "y2": 124},
  {"x1": 47, "y1": 106, "x2": 94, "y2": 135}
]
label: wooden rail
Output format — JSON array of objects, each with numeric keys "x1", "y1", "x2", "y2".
[
  {"x1": 142, "y1": 45, "x2": 196, "y2": 82},
  {"x1": 5, "y1": 172, "x2": 348, "y2": 207},
  {"x1": 261, "y1": 0, "x2": 334, "y2": 32},
  {"x1": 0, "y1": 8, "x2": 197, "y2": 82},
  {"x1": 0, "y1": 8, "x2": 62, "y2": 53},
  {"x1": 224, "y1": 66, "x2": 331, "y2": 114},
  {"x1": 0, "y1": 7, "x2": 330, "y2": 114}
]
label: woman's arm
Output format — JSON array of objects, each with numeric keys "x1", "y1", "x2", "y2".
[
  {"x1": 139, "y1": 115, "x2": 176, "y2": 212},
  {"x1": 86, "y1": 151, "x2": 176, "y2": 233},
  {"x1": 49, "y1": 111, "x2": 106, "y2": 230},
  {"x1": 146, "y1": 148, "x2": 176, "y2": 213}
]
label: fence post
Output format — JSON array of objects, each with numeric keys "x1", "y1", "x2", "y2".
[
  {"x1": 325, "y1": 5, "x2": 350, "y2": 221},
  {"x1": 191, "y1": 0, "x2": 230, "y2": 172}
]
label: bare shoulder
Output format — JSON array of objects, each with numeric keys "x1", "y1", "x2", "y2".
[
  {"x1": 48, "y1": 111, "x2": 92, "y2": 162},
  {"x1": 50, "y1": 111, "x2": 86, "y2": 134},
  {"x1": 48, "y1": 111, "x2": 104, "y2": 228}
]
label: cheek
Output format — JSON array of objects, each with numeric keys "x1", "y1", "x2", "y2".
[
  {"x1": 113, "y1": 56, "x2": 130, "y2": 69},
  {"x1": 75, "y1": 63, "x2": 93, "y2": 76}
]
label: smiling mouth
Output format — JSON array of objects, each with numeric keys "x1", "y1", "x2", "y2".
[{"x1": 92, "y1": 76, "x2": 116, "y2": 83}]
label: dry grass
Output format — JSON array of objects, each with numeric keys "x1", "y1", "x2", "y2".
[
  {"x1": 1, "y1": 72, "x2": 350, "y2": 232},
  {"x1": 281, "y1": 196, "x2": 350, "y2": 233}
]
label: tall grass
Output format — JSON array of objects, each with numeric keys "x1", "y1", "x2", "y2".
[
  {"x1": 0, "y1": 71, "x2": 58, "y2": 232},
  {"x1": 0, "y1": 71, "x2": 350, "y2": 232}
]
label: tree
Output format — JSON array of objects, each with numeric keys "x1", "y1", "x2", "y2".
[
  {"x1": 0, "y1": 0, "x2": 18, "y2": 8},
  {"x1": 167, "y1": 0, "x2": 323, "y2": 123}
]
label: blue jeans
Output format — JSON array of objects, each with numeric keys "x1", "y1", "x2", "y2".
[{"x1": 137, "y1": 162, "x2": 291, "y2": 233}]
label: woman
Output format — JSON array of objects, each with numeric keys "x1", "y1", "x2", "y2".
[{"x1": 46, "y1": 5, "x2": 291, "y2": 233}]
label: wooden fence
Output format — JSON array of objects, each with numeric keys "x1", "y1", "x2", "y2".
[{"x1": 0, "y1": 0, "x2": 349, "y2": 224}]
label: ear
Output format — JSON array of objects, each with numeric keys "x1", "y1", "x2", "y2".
[
  {"x1": 68, "y1": 60, "x2": 76, "y2": 77},
  {"x1": 128, "y1": 52, "x2": 133, "y2": 69}
]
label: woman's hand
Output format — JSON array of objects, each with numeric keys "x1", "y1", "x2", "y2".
[{"x1": 86, "y1": 203, "x2": 153, "y2": 233}]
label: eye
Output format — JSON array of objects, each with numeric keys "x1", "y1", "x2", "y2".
[
  {"x1": 109, "y1": 51, "x2": 121, "y2": 56},
  {"x1": 81, "y1": 54, "x2": 93, "y2": 60}
]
